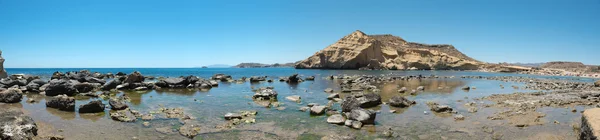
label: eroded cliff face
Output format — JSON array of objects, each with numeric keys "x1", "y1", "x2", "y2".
[
  {"x1": 0, "y1": 50, "x2": 7, "y2": 78},
  {"x1": 295, "y1": 30, "x2": 482, "y2": 70}
]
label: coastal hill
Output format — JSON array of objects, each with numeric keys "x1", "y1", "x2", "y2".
[
  {"x1": 233, "y1": 62, "x2": 296, "y2": 68},
  {"x1": 295, "y1": 30, "x2": 483, "y2": 70}
]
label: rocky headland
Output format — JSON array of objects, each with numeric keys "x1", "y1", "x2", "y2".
[
  {"x1": 295, "y1": 30, "x2": 483, "y2": 70},
  {"x1": 233, "y1": 63, "x2": 296, "y2": 68}
]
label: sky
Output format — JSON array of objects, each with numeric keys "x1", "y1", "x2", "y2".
[{"x1": 1, "y1": 0, "x2": 599, "y2": 68}]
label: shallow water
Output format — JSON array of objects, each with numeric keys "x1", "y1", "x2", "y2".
[{"x1": 4, "y1": 68, "x2": 597, "y2": 139}]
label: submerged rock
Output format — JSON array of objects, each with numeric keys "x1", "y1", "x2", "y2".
[
  {"x1": 46, "y1": 95, "x2": 75, "y2": 111},
  {"x1": 286, "y1": 95, "x2": 301, "y2": 102},
  {"x1": 79, "y1": 100, "x2": 105, "y2": 113},
  {"x1": 427, "y1": 102, "x2": 454, "y2": 113},
  {"x1": 110, "y1": 110, "x2": 136, "y2": 122},
  {"x1": 324, "y1": 88, "x2": 334, "y2": 93},
  {"x1": 224, "y1": 113, "x2": 242, "y2": 120},
  {"x1": 0, "y1": 88, "x2": 22, "y2": 103},
  {"x1": 178, "y1": 123, "x2": 201, "y2": 138},
  {"x1": 388, "y1": 96, "x2": 416, "y2": 108},
  {"x1": 0, "y1": 108, "x2": 38, "y2": 140}
]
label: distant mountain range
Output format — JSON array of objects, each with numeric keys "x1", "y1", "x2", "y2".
[{"x1": 233, "y1": 62, "x2": 296, "y2": 68}]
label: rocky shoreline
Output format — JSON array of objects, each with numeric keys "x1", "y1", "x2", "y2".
[{"x1": 1, "y1": 69, "x2": 599, "y2": 139}]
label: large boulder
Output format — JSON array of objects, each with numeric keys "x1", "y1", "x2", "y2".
[
  {"x1": 79, "y1": 100, "x2": 105, "y2": 113},
  {"x1": 327, "y1": 114, "x2": 346, "y2": 124},
  {"x1": 25, "y1": 79, "x2": 47, "y2": 92},
  {"x1": 0, "y1": 79, "x2": 27, "y2": 87},
  {"x1": 310, "y1": 106, "x2": 327, "y2": 115},
  {"x1": 388, "y1": 96, "x2": 416, "y2": 108},
  {"x1": 124, "y1": 71, "x2": 145, "y2": 84},
  {"x1": 0, "y1": 108, "x2": 38, "y2": 140},
  {"x1": 44, "y1": 79, "x2": 78, "y2": 96},
  {"x1": 595, "y1": 80, "x2": 600, "y2": 87},
  {"x1": 84, "y1": 77, "x2": 105, "y2": 84},
  {"x1": 0, "y1": 88, "x2": 23, "y2": 103},
  {"x1": 46, "y1": 95, "x2": 75, "y2": 111},
  {"x1": 348, "y1": 108, "x2": 376, "y2": 124},
  {"x1": 287, "y1": 74, "x2": 301, "y2": 83}
]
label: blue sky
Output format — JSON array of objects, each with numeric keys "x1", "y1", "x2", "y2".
[{"x1": 1, "y1": 0, "x2": 599, "y2": 68}]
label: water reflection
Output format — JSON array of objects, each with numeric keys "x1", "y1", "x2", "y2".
[
  {"x1": 46, "y1": 108, "x2": 76, "y2": 120},
  {"x1": 80, "y1": 112, "x2": 105, "y2": 122},
  {"x1": 123, "y1": 90, "x2": 151, "y2": 105}
]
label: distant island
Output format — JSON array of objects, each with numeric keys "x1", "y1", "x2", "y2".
[{"x1": 233, "y1": 62, "x2": 296, "y2": 68}]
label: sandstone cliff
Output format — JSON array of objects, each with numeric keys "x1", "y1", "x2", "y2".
[
  {"x1": 0, "y1": 50, "x2": 7, "y2": 78},
  {"x1": 295, "y1": 30, "x2": 482, "y2": 70}
]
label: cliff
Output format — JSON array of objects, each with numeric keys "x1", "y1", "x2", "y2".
[
  {"x1": 0, "y1": 50, "x2": 7, "y2": 78},
  {"x1": 295, "y1": 30, "x2": 482, "y2": 70}
]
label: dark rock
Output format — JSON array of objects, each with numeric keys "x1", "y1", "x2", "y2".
[
  {"x1": 84, "y1": 77, "x2": 105, "y2": 84},
  {"x1": 46, "y1": 95, "x2": 75, "y2": 111},
  {"x1": 356, "y1": 93, "x2": 382, "y2": 108},
  {"x1": 0, "y1": 79, "x2": 27, "y2": 87},
  {"x1": 327, "y1": 93, "x2": 340, "y2": 100},
  {"x1": 305, "y1": 76, "x2": 315, "y2": 81},
  {"x1": 249, "y1": 76, "x2": 266, "y2": 82},
  {"x1": 101, "y1": 79, "x2": 121, "y2": 90},
  {"x1": 341, "y1": 96, "x2": 361, "y2": 112},
  {"x1": 287, "y1": 74, "x2": 301, "y2": 83},
  {"x1": 109, "y1": 98, "x2": 128, "y2": 110},
  {"x1": 78, "y1": 100, "x2": 105, "y2": 113},
  {"x1": 45, "y1": 79, "x2": 78, "y2": 96},
  {"x1": 0, "y1": 108, "x2": 38, "y2": 140},
  {"x1": 595, "y1": 80, "x2": 600, "y2": 87},
  {"x1": 212, "y1": 74, "x2": 232, "y2": 81},
  {"x1": 74, "y1": 82, "x2": 98, "y2": 93},
  {"x1": 348, "y1": 108, "x2": 376, "y2": 124},
  {"x1": 183, "y1": 76, "x2": 199, "y2": 86},
  {"x1": 388, "y1": 96, "x2": 416, "y2": 108},
  {"x1": 124, "y1": 71, "x2": 144, "y2": 84},
  {"x1": 51, "y1": 71, "x2": 66, "y2": 80},
  {"x1": 462, "y1": 86, "x2": 471, "y2": 90},
  {"x1": 0, "y1": 88, "x2": 22, "y2": 103},
  {"x1": 115, "y1": 72, "x2": 126, "y2": 76}
]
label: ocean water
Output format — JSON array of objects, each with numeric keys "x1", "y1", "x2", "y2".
[{"x1": 3, "y1": 68, "x2": 596, "y2": 140}]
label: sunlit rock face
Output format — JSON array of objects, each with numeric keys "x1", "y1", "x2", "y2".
[
  {"x1": 0, "y1": 50, "x2": 7, "y2": 79},
  {"x1": 295, "y1": 30, "x2": 482, "y2": 70}
]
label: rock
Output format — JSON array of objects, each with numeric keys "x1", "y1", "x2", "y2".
[
  {"x1": 124, "y1": 71, "x2": 144, "y2": 84},
  {"x1": 581, "y1": 108, "x2": 600, "y2": 140},
  {"x1": 141, "y1": 114, "x2": 154, "y2": 121},
  {"x1": 224, "y1": 113, "x2": 242, "y2": 120},
  {"x1": 344, "y1": 120, "x2": 353, "y2": 126},
  {"x1": 109, "y1": 98, "x2": 128, "y2": 110},
  {"x1": 341, "y1": 96, "x2": 361, "y2": 112},
  {"x1": 287, "y1": 74, "x2": 301, "y2": 83},
  {"x1": 310, "y1": 106, "x2": 327, "y2": 115},
  {"x1": 142, "y1": 122, "x2": 150, "y2": 127},
  {"x1": 84, "y1": 77, "x2": 105, "y2": 84},
  {"x1": 286, "y1": 95, "x2": 301, "y2": 102},
  {"x1": 74, "y1": 82, "x2": 98, "y2": 93},
  {"x1": 595, "y1": 80, "x2": 600, "y2": 87},
  {"x1": 101, "y1": 79, "x2": 121, "y2": 90},
  {"x1": 454, "y1": 114, "x2": 465, "y2": 120},
  {"x1": 417, "y1": 86, "x2": 425, "y2": 91},
  {"x1": 348, "y1": 109, "x2": 376, "y2": 124},
  {"x1": 327, "y1": 114, "x2": 346, "y2": 124},
  {"x1": 427, "y1": 102, "x2": 453, "y2": 113},
  {"x1": 0, "y1": 88, "x2": 22, "y2": 103},
  {"x1": 0, "y1": 108, "x2": 38, "y2": 139},
  {"x1": 307, "y1": 103, "x2": 319, "y2": 107},
  {"x1": 178, "y1": 123, "x2": 201, "y2": 138},
  {"x1": 249, "y1": 76, "x2": 266, "y2": 82},
  {"x1": 211, "y1": 74, "x2": 232, "y2": 81},
  {"x1": 468, "y1": 107, "x2": 478, "y2": 113},
  {"x1": 305, "y1": 76, "x2": 315, "y2": 81},
  {"x1": 46, "y1": 95, "x2": 75, "y2": 111},
  {"x1": 294, "y1": 30, "x2": 482, "y2": 70},
  {"x1": 327, "y1": 93, "x2": 340, "y2": 100},
  {"x1": 299, "y1": 107, "x2": 310, "y2": 112},
  {"x1": 0, "y1": 51, "x2": 6, "y2": 79},
  {"x1": 45, "y1": 135, "x2": 64, "y2": 140},
  {"x1": 462, "y1": 86, "x2": 471, "y2": 90},
  {"x1": 356, "y1": 93, "x2": 382, "y2": 108},
  {"x1": 110, "y1": 110, "x2": 136, "y2": 122},
  {"x1": 44, "y1": 79, "x2": 78, "y2": 96},
  {"x1": 388, "y1": 96, "x2": 416, "y2": 108},
  {"x1": 324, "y1": 88, "x2": 334, "y2": 93},
  {"x1": 351, "y1": 121, "x2": 363, "y2": 129},
  {"x1": 78, "y1": 100, "x2": 105, "y2": 113},
  {"x1": 253, "y1": 89, "x2": 278, "y2": 100},
  {"x1": 134, "y1": 86, "x2": 148, "y2": 91},
  {"x1": 398, "y1": 87, "x2": 407, "y2": 93}
]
